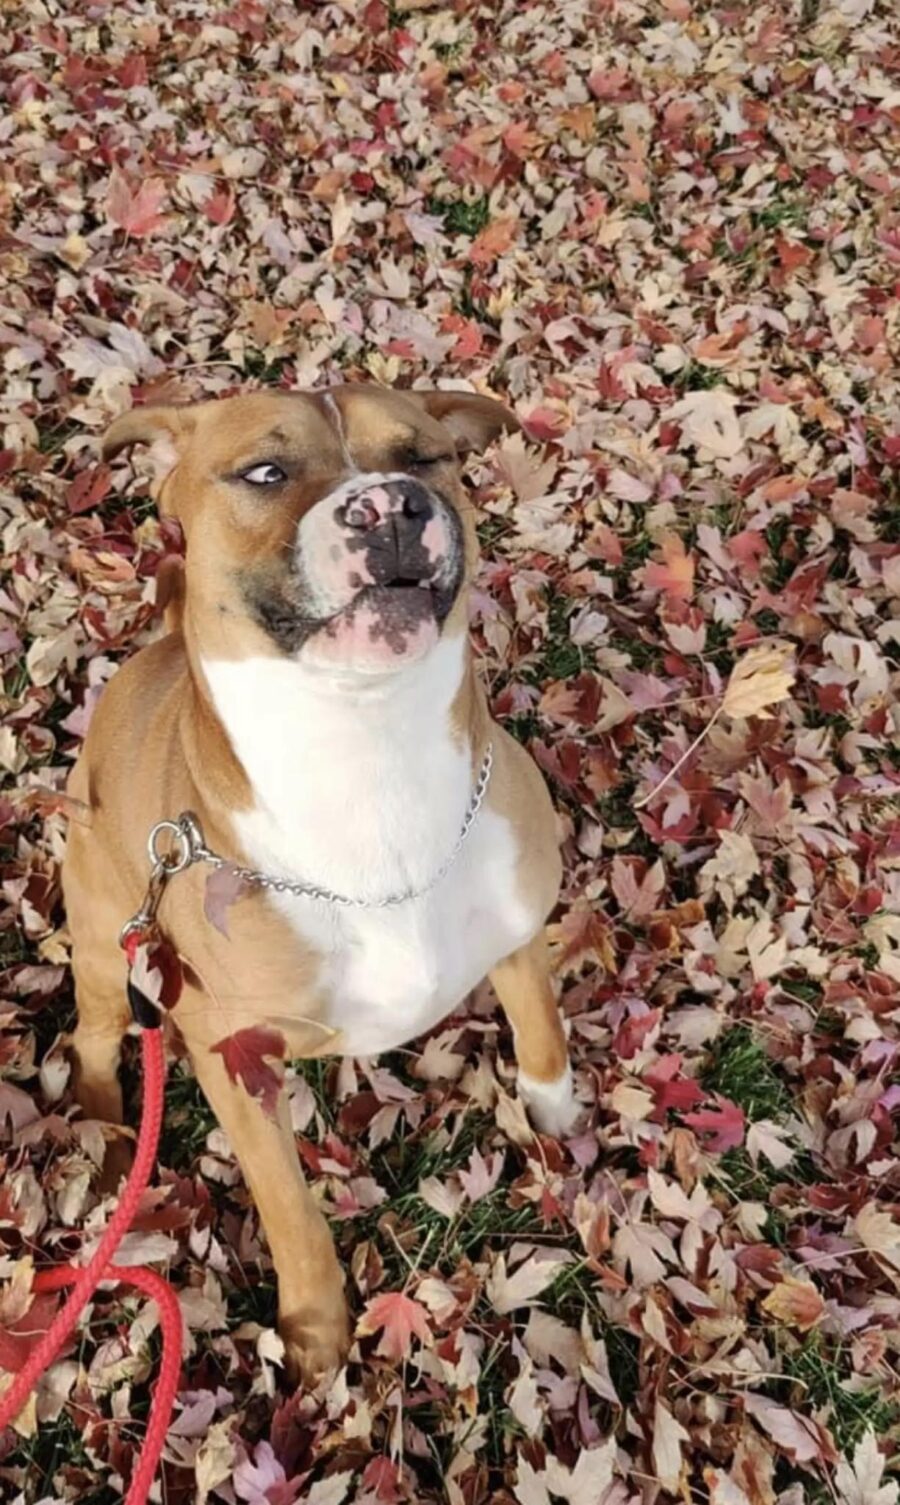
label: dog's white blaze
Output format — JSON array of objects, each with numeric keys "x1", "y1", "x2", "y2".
[
  {"x1": 201, "y1": 635, "x2": 537, "y2": 1056},
  {"x1": 322, "y1": 391, "x2": 357, "y2": 472}
]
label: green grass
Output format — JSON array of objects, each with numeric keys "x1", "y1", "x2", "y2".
[
  {"x1": 607, "y1": 634, "x2": 662, "y2": 672},
  {"x1": 345, "y1": 1107, "x2": 562, "y2": 1285},
  {"x1": 779, "y1": 1332, "x2": 900, "y2": 1453},
  {"x1": 427, "y1": 193, "x2": 491, "y2": 238},
  {"x1": 292, "y1": 1055, "x2": 341, "y2": 1130},
  {"x1": 703, "y1": 1029, "x2": 794, "y2": 1123},
  {"x1": 672, "y1": 361, "x2": 726, "y2": 391},
  {"x1": 157, "y1": 1062, "x2": 218, "y2": 1171},
  {"x1": 764, "y1": 518, "x2": 798, "y2": 587},
  {"x1": 6, "y1": 1410, "x2": 121, "y2": 1505},
  {"x1": 519, "y1": 590, "x2": 591, "y2": 686},
  {"x1": 595, "y1": 785, "x2": 652, "y2": 853},
  {"x1": 476, "y1": 515, "x2": 510, "y2": 551},
  {"x1": 753, "y1": 199, "x2": 807, "y2": 232},
  {"x1": 242, "y1": 351, "x2": 290, "y2": 384},
  {"x1": 781, "y1": 977, "x2": 823, "y2": 1007},
  {"x1": 702, "y1": 1029, "x2": 816, "y2": 1208},
  {"x1": 35, "y1": 418, "x2": 81, "y2": 455},
  {"x1": 228, "y1": 1275, "x2": 278, "y2": 1329},
  {"x1": 503, "y1": 710, "x2": 541, "y2": 748},
  {"x1": 876, "y1": 485, "x2": 900, "y2": 544},
  {"x1": 752, "y1": 606, "x2": 783, "y2": 635},
  {"x1": 103, "y1": 489, "x2": 157, "y2": 525}
]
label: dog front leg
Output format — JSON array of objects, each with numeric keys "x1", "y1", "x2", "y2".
[
  {"x1": 189, "y1": 1040, "x2": 350, "y2": 1385},
  {"x1": 490, "y1": 931, "x2": 581, "y2": 1138},
  {"x1": 71, "y1": 955, "x2": 133, "y2": 1192}
]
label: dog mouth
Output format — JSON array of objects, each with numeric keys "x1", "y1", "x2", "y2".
[{"x1": 245, "y1": 570, "x2": 454, "y2": 660}]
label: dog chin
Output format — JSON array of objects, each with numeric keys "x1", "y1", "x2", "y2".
[{"x1": 297, "y1": 585, "x2": 442, "y2": 672}]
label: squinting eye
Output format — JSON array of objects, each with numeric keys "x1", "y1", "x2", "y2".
[{"x1": 240, "y1": 463, "x2": 287, "y2": 486}]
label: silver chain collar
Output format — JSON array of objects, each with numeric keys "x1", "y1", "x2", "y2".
[{"x1": 143, "y1": 742, "x2": 494, "y2": 913}]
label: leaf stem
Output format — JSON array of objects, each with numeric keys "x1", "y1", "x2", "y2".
[{"x1": 633, "y1": 705, "x2": 722, "y2": 811}]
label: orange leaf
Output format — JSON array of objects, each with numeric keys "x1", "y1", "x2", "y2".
[
  {"x1": 642, "y1": 532, "x2": 695, "y2": 602},
  {"x1": 357, "y1": 1290, "x2": 432, "y2": 1360},
  {"x1": 467, "y1": 217, "x2": 518, "y2": 266},
  {"x1": 762, "y1": 1276, "x2": 825, "y2": 1332}
]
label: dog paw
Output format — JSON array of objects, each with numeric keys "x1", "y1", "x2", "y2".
[
  {"x1": 518, "y1": 1064, "x2": 584, "y2": 1139},
  {"x1": 280, "y1": 1302, "x2": 351, "y2": 1388}
]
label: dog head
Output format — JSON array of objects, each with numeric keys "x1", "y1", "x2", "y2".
[{"x1": 103, "y1": 386, "x2": 516, "y2": 675}]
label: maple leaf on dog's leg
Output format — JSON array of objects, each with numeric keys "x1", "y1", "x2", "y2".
[
  {"x1": 210, "y1": 1026, "x2": 287, "y2": 1118},
  {"x1": 204, "y1": 864, "x2": 249, "y2": 939},
  {"x1": 357, "y1": 1290, "x2": 432, "y2": 1361}
]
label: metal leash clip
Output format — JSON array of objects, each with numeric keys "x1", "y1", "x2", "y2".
[{"x1": 119, "y1": 813, "x2": 203, "y2": 949}]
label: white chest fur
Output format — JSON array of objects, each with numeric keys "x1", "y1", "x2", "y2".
[{"x1": 201, "y1": 637, "x2": 536, "y2": 1056}]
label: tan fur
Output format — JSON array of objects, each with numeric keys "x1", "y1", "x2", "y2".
[{"x1": 64, "y1": 386, "x2": 568, "y2": 1382}]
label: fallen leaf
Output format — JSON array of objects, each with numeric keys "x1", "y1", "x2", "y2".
[
  {"x1": 761, "y1": 1276, "x2": 824, "y2": 1332},
  {"x1": 835, "y1": 1432, "x2": 897, "y2": 1505},
  {"x1": 744, "y1": 1395, "x2": 831, "y2": 1465},
  {"x1": 682, "y1": 1096, "x2": 746, "y2": 1152},
  {"x1": 669, "y1": 389, "x2": 743, "y2": 458},
  {"x1": 643, "y1": 532, "x2": 695, "y2": 602},
  {"x1": 653, "y1": 1399, "x2": 689, "y2": 1491},
  {"x1": 105, "y1": 171, "x2": 169, "y2": 236},
  {"x1": 722, "y1": 645, "x2": 796, "y2": 720},
  {"x1": 487, "y1": 1252, "x2": 570, "y2": 1315},
  {"x1": 357, "y1": 1290, "x2": 432, "y2": 1360}
]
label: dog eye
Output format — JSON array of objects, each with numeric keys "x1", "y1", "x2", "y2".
[
  {"x1": 409, "y1": 453, "x2": 451, "y2": 469},
  {"x1": 240, "y1": 463, "x2": 287, "y2": 486}
]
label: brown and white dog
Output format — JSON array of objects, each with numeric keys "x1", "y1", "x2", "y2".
[{"x1": 63, "y1": 386, "x2": 578, "y2": 1381}]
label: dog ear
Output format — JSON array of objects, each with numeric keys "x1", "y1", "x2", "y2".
[
  {"x1": 409, "y1": 390, "x2": 520, "y2": 455},
  {"x1": 101, "y1": 406, "x2": 194, "y2": 491}
]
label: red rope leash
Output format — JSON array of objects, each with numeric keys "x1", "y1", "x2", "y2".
[{"x1": 0, "y1": 1027, "x2": 181, "y2": 1505}]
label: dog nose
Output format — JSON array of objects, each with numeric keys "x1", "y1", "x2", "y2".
[
  {"x1": 399, "y1": 481, "x2": 432, "y2": 519},
  {"x1": 342, "y1": 479, "x2": 434, "y2": 532},
  {"x1": 344, "y1": 496, "x2": 381, "y2": 530}
]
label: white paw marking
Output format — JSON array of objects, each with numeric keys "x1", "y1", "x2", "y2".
[{"x1": 518, "y1": 1063, "x2": 581, "y2": 1138}]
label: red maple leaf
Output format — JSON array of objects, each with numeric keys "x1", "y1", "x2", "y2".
[
  {"x1": 210, "y1": 1026, "x2": 287, "y2": 1117},
  {"x1": 203, "y1": 188, "x2": 235, "y2": 226},
  {"x1": 682, "y1": 1094, "x2": 746, "y2": 1151},
  {"x1": 0, "y1": 1290, "x2": 62, "y2": 1372},
  {"x1": 357, "y1": 1290, "x2": 432, "y2": 1361},
  {"x1": 362, "y1": 1458, "x2": 403, "y2": 1503},
  {"x1": 644, "y1": 1055, "x2": 705, "y2": 1118},
  {"x1": 522, "y1": 405, "x2": 567, "y2": 442},
  {"x1": 66, "y1": 464, "x2": 112, "y2": 514}
]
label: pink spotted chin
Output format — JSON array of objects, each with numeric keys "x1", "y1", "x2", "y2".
[{"x1": 299, "y1": 587, "x2": 440, "y2": 671}]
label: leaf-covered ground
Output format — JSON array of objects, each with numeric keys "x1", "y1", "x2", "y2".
[{"x1": 2, "y1": 0, "x2": 900, "y2": 1501}]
